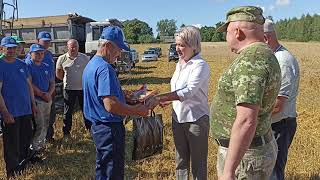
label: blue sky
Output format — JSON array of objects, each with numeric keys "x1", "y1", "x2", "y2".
[{"x1": 4, "y1": 0, "x2": 320, "y2": 35}]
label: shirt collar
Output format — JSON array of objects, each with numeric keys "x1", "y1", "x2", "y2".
[
  {"x1": 274, "y1": 44, "x2": 283, "y2": 52},
  {"x1": 66, "y1": 52, "x2": 78, "y2": 59},
  {"x1": 178, "y1": 53, "x2": 202, "y2": 69},
  {"x1": 189, "y1": 53, "x2": 201, "y2": 62},
  {"x1": 180, "y1": 53, "x2": 201, "y2": 64},
  {"x1": 237, "y1": 42, "x2": 265, "y2": 54}
]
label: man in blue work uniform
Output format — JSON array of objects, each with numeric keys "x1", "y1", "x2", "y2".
[
  {"x1": 0, "y1": 37, "x2": 37, "y2": 178},
  {"x1": 26, "y1": 44, "x2": 55, "y2": 153},
  {"x1": 82, "y1": 26, "x2": 149, "y2": 180},
  {"x1": 26, "y1": 31, "x2": 56, "y2": 142}
]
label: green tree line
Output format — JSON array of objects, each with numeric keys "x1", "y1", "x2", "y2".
[
  {"x1": 275, "y1": 14, "x2": 320, "y2": 42},
  {"x1": 122, "y1": 18, "x2": 225, "y2": 44},
  {"x1": 122, "y1": 14, "x2": 320, "y2": 44}
]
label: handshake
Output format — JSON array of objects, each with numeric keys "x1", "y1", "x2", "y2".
[
  {"x1": 144, "y1": 95, "x2": 172, "y2": 109},
  {"x1": 124, "y1": 85, "x2": 172, "y2": 117},
  {"x1": 131, "y1": 95, "x2": 172, "y2": 117},
  {"x1": 124, "y1": 90, "x2": 171, "y2": 109}
]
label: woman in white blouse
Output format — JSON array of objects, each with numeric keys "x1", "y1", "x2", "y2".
[{"x1": 146, "y1": 26, "x2": 210, "y2": 180}]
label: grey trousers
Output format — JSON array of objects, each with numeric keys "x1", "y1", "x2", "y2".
[
  {"x1": 172, "y1": 115, "x2": 209, "y2": 180},
  {"x1": 32, "y1": 99, "x2": 52, "y2": 151}
]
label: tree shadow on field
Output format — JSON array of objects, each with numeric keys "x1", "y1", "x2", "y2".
[
  {"x1": 126, "y1": 70, "x2": 154, "y2": 75},
  {"x1": 125, "y1": 168, "x2": 174, "y2": 180},
  {"x1": 287, "y1": 173, "x2": 320, "y2": 180},
  {"x1": 120, "y1": 77, "x2": 171, "y2": 85},
  {"x1": 135, "y1": 65, "x2": 157, "y2": 70}
]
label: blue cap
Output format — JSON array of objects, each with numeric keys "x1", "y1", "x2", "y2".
[
  {"x1": 100, "y1": 26, "x2": 129, "y2": 51},
  {"x1": 29, "y1": 44, "x2": 45, "y2": 53},
  {"x1": 37, "y1": 31, "x2": 52, "y2": 41},
  {"x1": 1, "y1": 37, "x2": 18, "y2": 47}
]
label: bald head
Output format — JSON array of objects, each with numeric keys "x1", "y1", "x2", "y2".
[
  {"x1": 67, "y1": 39, "x2": 78, "y2": 46},
  {"x1": 226, "y1": 21, "x2": 265, "y2": 53},
  {"x1": 229, "y1": 21, "x2": 264, "y2": 37},
  {"x1": 67, "y1": 39, "x2": 79, "y2": 57}
]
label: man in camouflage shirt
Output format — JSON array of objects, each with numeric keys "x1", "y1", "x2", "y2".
[{"x1": 211, "y1": 6, "x2": 281, "y2": 180}]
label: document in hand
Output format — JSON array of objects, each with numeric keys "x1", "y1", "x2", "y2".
[{"x1": 124, "y1": 84, "x2": 159, "y2": 105}]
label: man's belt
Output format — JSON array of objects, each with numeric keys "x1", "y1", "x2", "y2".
[
  {"x1": 274, "y1": 117, "x2": 296, "y2": 125},
  {"x1": 215, "y1": 129, "x2": 273, "y2": 148}
]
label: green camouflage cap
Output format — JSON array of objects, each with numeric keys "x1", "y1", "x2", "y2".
[
  {"x1": 217, "y1": 6, "x2": 265, "y2": 32},
  {"x1": 11, "y1": 35, "x2": 25, "y2": 44}
]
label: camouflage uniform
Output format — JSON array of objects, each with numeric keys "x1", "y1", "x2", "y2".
[
  {"x1": 210, "y1": 6, "x2": 281, "y2": 179},
  {"x1": 211, "y1": 42, "x2": 281, "y2": 138},
  {"x1": 212, "y1": 6, "x2": 282, "y2": 179},
  {"x1": 211, "y1": 42, "x2": 281, "y2": 179}
]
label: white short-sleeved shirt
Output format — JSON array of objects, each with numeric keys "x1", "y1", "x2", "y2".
[
  {"x1": 171, "y1": 53, "x2": 210, "y2": 123},
  {"x1": 56, "y1": 52, "x2": 90, "y2": 90},
  {"x1": 272, "y1": 45, "x2": 300, "y2": 123}
]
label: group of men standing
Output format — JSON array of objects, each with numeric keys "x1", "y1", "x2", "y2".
[
  {"x1": 0, "y1": 31, "x2": 90, "y2": 178},
  {"x1": 0, "y1": 5, "x2": 300, "y2": 180},
  {"x1": 81, "y1": 6, "x2": 299, "y2": 180},
  {"x1": 80, "y1": 7, "x2": 300, "y2": 179}
]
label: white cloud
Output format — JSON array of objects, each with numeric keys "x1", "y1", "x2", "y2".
[
  {"x1": 260, "y1": 6, "x2": 265, "y2": 13},
  {"x1": 192, "y1": 24, "x2": 203, "y2": 29},
  {"x1": 276, "y1": 0, "x2": 291, "y2": 6},
  {"x1": 262, "y1": 5, "x2": 276, "y2": 18},
  {"x1": 256, "y1": 5, "x2": 265, "y2": 13},
  {"x1": 269, "y1": 5, "x2": 275, "y2": 11}
]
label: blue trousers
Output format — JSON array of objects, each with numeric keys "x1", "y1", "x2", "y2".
[
  {"x1": 91, "y1": 121, "x2": 125, "y2": 180},
  {"x1": 270, "y1": 117, "x2": 297, "y2": 180}
]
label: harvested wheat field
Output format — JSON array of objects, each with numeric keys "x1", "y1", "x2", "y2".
[{"x1": 1, "y1": 42, "x2": 320, "y2": 179}]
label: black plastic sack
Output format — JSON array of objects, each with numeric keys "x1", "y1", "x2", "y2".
[{"x1": 132, "y1": 111, "x2": 163, "y2": 160}]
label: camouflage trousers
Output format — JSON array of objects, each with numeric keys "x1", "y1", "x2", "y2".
[{"x1": 216, "y1": 139, "x2": 278, "y2": 180}]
